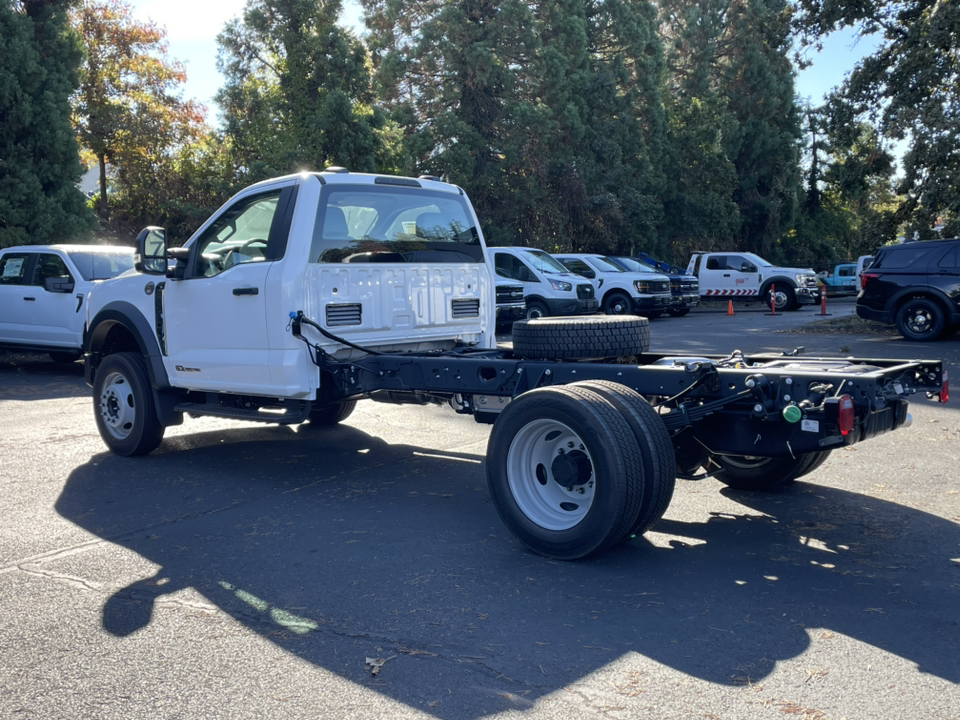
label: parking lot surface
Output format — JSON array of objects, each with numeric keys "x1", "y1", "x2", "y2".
[{"x1": 2, "y1": 303, "x2": 958, "y2": 719}]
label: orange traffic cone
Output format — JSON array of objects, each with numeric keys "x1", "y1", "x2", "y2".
[{"x1": 727, "y1": 299, "x2": 734, "y2": 316}]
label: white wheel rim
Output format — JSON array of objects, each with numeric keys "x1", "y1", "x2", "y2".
[
  {"x1": 721, "y1": 455, "x2": 771, "y2": 469},
  {"x1": 98, "y1": 370, "x2": 137, "y2": 440},
  {"x1": 506, "y1": 419, "x2": 596, "y2": 530}
]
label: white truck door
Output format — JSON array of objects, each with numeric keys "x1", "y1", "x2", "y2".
[
  {"x1": 0, "y1": 251, "x2": 36, "y2": 344},
  {"x1": 717, "y1": 254, "x2": 761, "y2": 297},
  {"x1": 162, "y1": 185, "x2": 295, "y2": 395},
  {"x1": 29, "y1": 251, "x2": 85, "y2": 349}
]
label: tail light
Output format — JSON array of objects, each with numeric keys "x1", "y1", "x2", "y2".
[
  {"x1": 861, "y1": 272, "x2": 879, "y2": 290},
  {"x1": 837, "y1": 394, "x2": 855, "y2": 435},
  {"x1": 825, "y1": 394, "x2": 856, "y2": 436}
]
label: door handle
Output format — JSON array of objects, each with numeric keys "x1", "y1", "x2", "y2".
[
  {"x1": 23, "y1": 296, "x2": 36, "y2": 301},
  {"x1": 232, "y1": 287, "x2": 259, "y2": 296},
  {"x1": 722, "y1": 274, "x2": 731, "y2": 277}
]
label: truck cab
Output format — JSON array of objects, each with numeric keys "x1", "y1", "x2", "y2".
[
  {"x1": 686, "y1": 251, "x2": 820, "y2": 311},
  {"x1": 85, "y1": 171, "x2": 495, "y2": 401}
]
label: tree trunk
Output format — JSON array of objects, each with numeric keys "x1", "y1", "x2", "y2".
[{"x1": 98, "y1": 153, "x2": 108, "y2": 219}]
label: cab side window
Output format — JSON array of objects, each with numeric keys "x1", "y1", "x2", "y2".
[
  {"x1": 0, "y1": 253, "x2": 33, "y2": 285},
  {"x1": 495, "y1": 253, "x2": 537, "y2": 283},
  {"x1": 193, "y1": 190, "x2": 283, "y2": 277},
  {"x1": 33, "y1": 254, "x2": 73, "y2": 287}
]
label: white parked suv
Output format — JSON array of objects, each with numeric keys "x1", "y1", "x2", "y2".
[
  {"x1": 552, "y1": 253, "x2": 673, "y2": 316},
  {"x1": 0, "y1": 244, "x2": 134, "y2": 361}
]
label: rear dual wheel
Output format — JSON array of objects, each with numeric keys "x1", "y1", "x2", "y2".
[
  {"x1": 486, "y1": 382, "x2": 675, "y2": 559},
  {"x1": 711, "y1": 451, "x2": 832, "y2": 491}
]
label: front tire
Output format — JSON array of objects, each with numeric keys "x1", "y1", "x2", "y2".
[
  {"x1": 93, "y1": 352, "x2": 165, "y2": 456},
  {"x1": 713, "y1": 451, "x2": 831, "y2": 491},
  {"x1": 603, "y1": 292, "x2": 632, "y2": 316},
  {"x1": 896, "y1": 298, "x2": 945, "y2": 341},
  {"x1": 525, "y1": 300, "x2": 550, "y2": 320},
  {"x1": 486, "y1": 385, "x2": 647, "y2": 559},
  {"x1": 763, "y1": 285, "x2": 796, "y2": 312},
  {"x1": 308, "y1": 399, "x2": 357, "y2": 426}
]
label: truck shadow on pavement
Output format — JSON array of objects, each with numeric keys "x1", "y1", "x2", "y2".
[{"x1": 55, "y1": 421, "x2": 960, "y2": 717}]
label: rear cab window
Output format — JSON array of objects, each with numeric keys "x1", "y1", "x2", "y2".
[{"x1": 310, "y1": 185, "x2": 484, "y2": 264}]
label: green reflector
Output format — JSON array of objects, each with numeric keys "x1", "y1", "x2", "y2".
[{"x1": 782, "y1": 404, "x2": 803, "y2": 423}]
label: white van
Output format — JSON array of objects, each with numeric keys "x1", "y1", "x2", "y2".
[
  {"x1": 491, "y1": 247, "x2": 599, "y2": 319},
  {"x1": 552, "y1": 253, "x2": 673, "y2": 316}
]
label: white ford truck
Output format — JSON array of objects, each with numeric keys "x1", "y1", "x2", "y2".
[
  {"x1": 83, "y1": 169, "x2": 946, "y2": 559},
  {"x1": 686, "y1": 251, "x2": 821, "y2": 311}
]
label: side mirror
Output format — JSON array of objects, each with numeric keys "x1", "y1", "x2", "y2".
[
  {"x1": 43, "y1": 276, "x2": 74, "y2": 293},
  {"x1": 135, "y1": 226, "x2": 168, "y2": 275},
  {"x1": 740, "y1": 262, "x2": 757, "y2": 273}
]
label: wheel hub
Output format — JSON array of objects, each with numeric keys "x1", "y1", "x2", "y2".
[{"x1": 551, "y1": 450, "x2": 592, "y2": 489}]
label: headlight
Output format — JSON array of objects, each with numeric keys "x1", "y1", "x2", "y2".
[
  {"x1": 634, "y1": 280, "x2": 650, "y2": 294},
  {"x1": 549, "y1": 278, "x2": 573, "y2": 292},
  {"x1": 796, "y1": 274, "x2": 814, "y2": 285}
]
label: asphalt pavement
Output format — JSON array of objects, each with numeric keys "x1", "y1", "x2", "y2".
[{"x1": 2, "y1": 306, "x2": 959, "y2": 720}]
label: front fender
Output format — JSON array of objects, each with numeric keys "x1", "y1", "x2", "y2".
[{"x1": 84, "y1": 301, "x2": 171, "y2": 391}]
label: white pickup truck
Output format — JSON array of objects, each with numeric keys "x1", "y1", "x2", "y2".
[
  {"x1": 685, "y1": 251, "x2": 820, "y2": 311},
  {"x1": 0, "y1": 244, "x2": 134, "y2": 362},
  {"x1": 82, "y1": 170, "x2": 945, "y2": 559}
]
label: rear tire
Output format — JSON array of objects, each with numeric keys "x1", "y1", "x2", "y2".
[
  {"x1": 896, "y1": 297, "x2": 945, "y2": 341},
  {"x1": 712, "y1": 451, "x2": 831, "y2": 491},
  {"x1": 570, "y1": 380, "x2": 676, "y2": 540},
  {"x1": 486, "y1": 385, "x2": 646, "y2": 559},
  {"x1": 93, "y1": 352, "x2": 165, "y2": 456},
  {"x1": 512, "y1": 315, "x2": 650, "y2": 359}
]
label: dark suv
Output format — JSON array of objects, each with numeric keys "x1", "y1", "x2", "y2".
[{"x1": 856, "y1": 238, "x2": 960, "y2": 341}]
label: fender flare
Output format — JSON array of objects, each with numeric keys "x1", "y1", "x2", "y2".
[
  {"x1": 759, "y1": 276, "x2": 799, "y2": 294},
  {"x1": 885, "y1": 286, "x2": 954, "y2": 317},
  {"x1": 85, "y1": 301, "x2": 182, "y2": 427}
]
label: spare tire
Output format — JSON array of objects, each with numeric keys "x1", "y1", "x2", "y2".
[{"x1": 512, "y1": 315, "x2": 650, "y2": 360}]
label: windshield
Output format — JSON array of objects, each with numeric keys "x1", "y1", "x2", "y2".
[
  {"x1": 590, "y1": 256, "x2": 625, "y2": 272},
  {"x1": 741, "y1": 252, "x2": 772, "y2": 268},
  {"x1": 65, "y1": 249, "x2": 135, "y2": 281},
  {"x1": 611, "y1": 256, "x2": 656, "y2": 273},
  {"x1": 522, "y1": 249, "x2": 569, "y2": 273},
  {"x1": 311, "y1": 185, "x2": 483, "y2": 263}
]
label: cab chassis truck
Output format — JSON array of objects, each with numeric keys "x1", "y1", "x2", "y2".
[{"x1": 83, "y1": 170, "x2": 948, "y2": 560}]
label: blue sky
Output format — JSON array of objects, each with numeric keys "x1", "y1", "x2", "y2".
[{"x1": 132, "y1": 0, "x2": 875, "y2": 122}]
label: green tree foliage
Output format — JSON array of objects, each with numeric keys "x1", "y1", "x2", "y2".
[
  {"x1": 72, "y1": 0, "x2": 206, "y2": 226},
  {"x1": 794, "y1": 0, "x2": 960, "y2": 239},
  {"x1": 0, "y1": 0, "x2": 95, "y2": 248},
  {"x1": 216, "y1": 0, "x2": 401, "y2": 183},
  {"x1": 657, "y1": 0, "x2": 801, "y2": 264},
  {"x1": 363, "y1": 0, "x2": 668, "y2": 254},
  {"x1": 659, "y1": 0, "x2": 740, "y2": 259}
]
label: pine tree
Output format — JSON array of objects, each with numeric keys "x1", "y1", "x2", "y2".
[
  {"x1": 217, "y1": 0, "x2": 399, "y2": 181},
  {"x1": 0, "y1": 0, "x2": 94, "y2": 248}
]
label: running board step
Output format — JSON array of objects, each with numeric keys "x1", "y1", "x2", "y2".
[{"x1": 173, "y1": 399, "x2": 311, "y2": 425}]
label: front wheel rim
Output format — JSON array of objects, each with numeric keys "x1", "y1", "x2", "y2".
[
  {"x1": 98, "y1": 370, "x2": 137, "y2": 440},
  {"x1": 506, "y1": 419, "x2": 596, "y2": 530}
]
